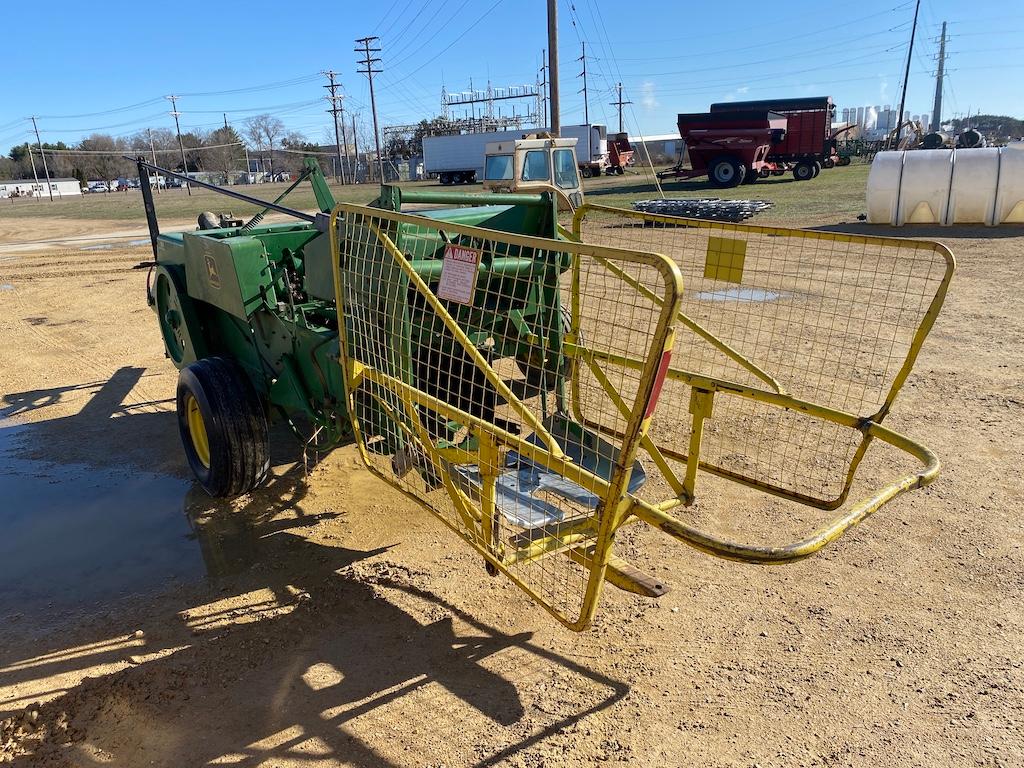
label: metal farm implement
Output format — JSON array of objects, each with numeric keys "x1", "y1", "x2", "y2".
[{"x1": 136, "y1": 154, "x2": 954, "y2": 631}]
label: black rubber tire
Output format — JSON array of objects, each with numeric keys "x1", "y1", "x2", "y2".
[
  {"x1": 837, "y1": 156, "x2": 852, "y2": 167},
  {"x1": 793, "y1": 161, "x2": 815, "y2": 181},
  {"x1": 177, "y1": 357, "x2": 270, "y2": 498},
  {"x1": 771, "y1": 169, "x2": 785, "y2": 176},
  {"x1": 580, "y1": 166, "x2": 593, "y2": 178},
  {"x1": 758, "y1": 167, "x2": 771, "y2": 178},
  {"x1": 822, "y1": 158, "x2": 835, "y2": 169},
  {"x1": 811, "y1": 161, "x2": 822, "y2": 178},
  {"x1": 708, "y1": 155, "x2": 745, "y2": 188},
  {"x1": 742, "y1": 167, "x2": 759, "y2": 184},
  {"x1": 439, "y1": 173, "x2": 451, "y2": 185}
]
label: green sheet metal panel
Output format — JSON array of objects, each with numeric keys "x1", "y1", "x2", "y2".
[
  {"x1": 183, "y1": 233, "x2": 276, "y2": 320},
  {"x1": 302, "y1": 232, "x2": 336, "y2": 303}
]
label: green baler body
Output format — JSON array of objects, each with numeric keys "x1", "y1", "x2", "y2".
[{"x1": 151, "y1": 179, "x2": 566, "y2": 450}]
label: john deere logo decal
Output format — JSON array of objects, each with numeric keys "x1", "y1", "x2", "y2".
[{"x1": 205, "y1": 255, "x2": 221, "y2": 289}]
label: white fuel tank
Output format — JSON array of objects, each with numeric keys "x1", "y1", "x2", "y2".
[{"x1": 866, "y1": 144, "x2": 1024, "y2": 225}]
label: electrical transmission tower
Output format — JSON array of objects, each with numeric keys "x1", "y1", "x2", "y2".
[
  {"x1": 355, "y1": 36, "x2": 384, "y2": 183},
  {"x1": 323, "y1": 70, "x2": 348, "y2": 184},
  {"x1": 931, "y1": 21, "x2": 948, "y2": 132},
  {"x1": 610, "y1": 83, "x2": 632, "y2": 133}
]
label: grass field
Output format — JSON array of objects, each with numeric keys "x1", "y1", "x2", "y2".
[{"x1": 0, "y1": 161, "x2": 873, "y2": 229}]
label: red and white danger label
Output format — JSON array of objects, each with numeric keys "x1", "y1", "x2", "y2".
[{"x1": 436, "y1": 243, "x2": 482, "y2": 305}]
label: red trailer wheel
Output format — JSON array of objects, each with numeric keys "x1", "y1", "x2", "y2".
[{"x1": 709, "y1": 156, "x2": 746, "y2": 188}]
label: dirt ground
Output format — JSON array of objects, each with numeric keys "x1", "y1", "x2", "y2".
[{"x1": 0, "y1": 207, "x2": 1021, "y2": 767}]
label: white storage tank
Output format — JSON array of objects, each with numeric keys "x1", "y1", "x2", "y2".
[
  {"x1": 866, "y1": 144, "x2": 1024, "y2": 226},
  {"x1": 947, "y1": 148, "x2": 1000, "y2": 224},
  {"x1": 995, "y1": 143, "x2": 1024, "y2": 224}
]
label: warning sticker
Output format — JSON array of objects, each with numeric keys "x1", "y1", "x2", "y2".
[{"x1": 436, "y1": 243, "x2": 481, "y2": 305}]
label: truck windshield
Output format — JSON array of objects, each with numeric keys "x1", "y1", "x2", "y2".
[
  {"x1": 521, "y1": 150, "x2": 550, "y2": 182},
  {"x1": 553, "y1": 149, "x2": 578, "y2": 189},
  {"x1": 484, "y1": 154, "x2": 513, "y2": 180}
]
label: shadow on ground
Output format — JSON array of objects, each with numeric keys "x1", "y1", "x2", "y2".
[
  {"x1": 584, "y1": 175, "x2": 798, "y2": 198},
  {"x1": 2, "y1": 498, "x2": 627, "y2": 767},
  {"x1": 812, "y1": 221, "x2": 1024, "y2": 239},
  {"x1": 1, "y1": 366, "x2": 628, "y2": 765}
]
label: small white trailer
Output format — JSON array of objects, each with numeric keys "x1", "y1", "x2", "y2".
[{"x1": 422, "y1": 124, "x2": 609, "y2": 184}]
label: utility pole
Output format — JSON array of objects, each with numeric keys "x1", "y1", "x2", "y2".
[
  {"x1": 322, "y1": 70, "x2": 347, "y2": 184},
  {"x1": 892, "y1": 0, "x2": 920, "y2": 150},
  {"x1": 546, "y1": 0, "x2": 560, "y2": 136},
  {"x1": 147, "y1": 127, "x2": 160, "y2": 194},
  {"x1": 931, "y1": 21, "x2": 947, "y2": 132},
  {"x1": 610, "y1": 83, "x2": 632, "y2": 133},
  {"x1": 538, "y1": 50, "x2": 548, "y2": 127},
  {"x1": 578, "y1": 42, "x2": 591, "y2": 160},
  {"x1": 28, "y1": 117, "x2": 53, "y2": 201},
  {"x1": 355, "y1": 36, "x2": 385, "y2": 183},
  {"x1": 223, "y1": 112, "x2": 228, "y2": 129},
  {"x1": 27, "y1": 146, "x2": 40, "y2": 195},
  {"x1": 352, "y1": 114, "x2": 360, "y2": 182},
  {"x1": 166, "y1": 95, "x2": 191, "y2": 195}
]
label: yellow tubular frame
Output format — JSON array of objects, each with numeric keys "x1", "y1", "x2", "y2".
[
  {"x1": 321, "y1": 198, "x2": 953, "y2": 626},
  {"x1": 570, "y1": 203, "x2": 955, "y2": 563},
  {"x1": 329, "y1": 202, "x2": 683, "y2": 630}
]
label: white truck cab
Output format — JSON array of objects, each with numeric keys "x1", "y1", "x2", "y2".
[{"x1": 482, "y1": 136, "x2": 584, "y2": 210}]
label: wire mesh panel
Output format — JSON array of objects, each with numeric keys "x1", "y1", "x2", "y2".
[
  {"x1": 572, "y1": 204, "x2": 954, "y2": 510},
  {"x1": 329, "y1": 203, "x2": 681, "y2": 629}
]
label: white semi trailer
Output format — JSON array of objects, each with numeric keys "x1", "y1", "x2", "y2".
[{"x1": 423, "y1": 123, "x2": 609, "y2": 184}]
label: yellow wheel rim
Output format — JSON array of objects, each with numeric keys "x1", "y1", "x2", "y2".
[{"x1": 186, "y1": 394, "x2": 211, "y2": 469}]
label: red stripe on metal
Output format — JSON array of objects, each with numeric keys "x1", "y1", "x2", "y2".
[{"x1": 644, "y1": 350, "x2": 673, "y2": 420}]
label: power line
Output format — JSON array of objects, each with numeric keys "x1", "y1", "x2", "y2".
[{"x1": 387, "y1": 0, "x2": 507, "y2": 82}]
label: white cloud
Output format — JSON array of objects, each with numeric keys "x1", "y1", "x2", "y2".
[{"x1": 641, "y1": 81, "x2": 659, "y2": 110}]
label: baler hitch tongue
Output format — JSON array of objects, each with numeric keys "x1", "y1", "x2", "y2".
[{"x1": 327, "y1": 200, "x2": 953, "y2": 631}]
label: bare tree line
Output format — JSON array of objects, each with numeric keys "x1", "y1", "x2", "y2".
[{"x1": 0, "y1": 114, "x2": 321, "y2": 185}]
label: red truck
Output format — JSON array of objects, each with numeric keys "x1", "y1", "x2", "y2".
[
  {"x1": 710, "y1": 96, "x2": 838, "y2": 180},
  {"x1": 657, "y1": 110, "x2": 788, "y2": 188}
]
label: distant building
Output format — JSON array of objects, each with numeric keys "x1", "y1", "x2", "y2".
[{"x1": 0, "y1": 178, "x2": 81, "y2": 199}]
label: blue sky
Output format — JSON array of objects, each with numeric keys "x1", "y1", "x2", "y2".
[{"x1": 0, "y1": 0, "x2": 1020, "y2": 151}]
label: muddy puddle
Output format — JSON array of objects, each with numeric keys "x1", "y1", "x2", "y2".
[
  {"x1": 695, "y1": 287, "x2": 781, "y2": 302},
  {"x1": 0, "y1": 425, "x2": 206, "y2": 617}
]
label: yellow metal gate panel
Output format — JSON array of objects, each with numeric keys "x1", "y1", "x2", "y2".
[
  {"x1": 329, "y1": 203, "x2": 682, "y2": 629},
  {"x1": 572, "y1": 203, "x2": 954, "y2": 561}
]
